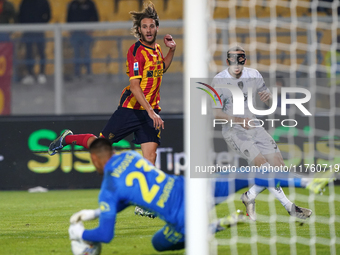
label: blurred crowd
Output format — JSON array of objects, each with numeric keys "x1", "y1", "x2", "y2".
[
  {"x1": 0, "y1": 0, "x2": 99, "y2": 84},
  {"x1": 0, "y1": 0, "x2": 339, "y2": 86}
]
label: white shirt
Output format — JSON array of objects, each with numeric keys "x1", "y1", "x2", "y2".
[{"x1": 212, "y1": 67, "x2": 270, "y2": 131}]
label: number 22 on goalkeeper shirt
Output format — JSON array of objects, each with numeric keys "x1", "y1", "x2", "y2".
[{"x1": 96, "y1": 151, "x2": 184, "y2": 237}]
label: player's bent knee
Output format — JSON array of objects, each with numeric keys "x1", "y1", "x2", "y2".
[
  {"x1": 252, "y1": 154, "x2": 268, "y2": 167},
  {"x1": 273, "y1": 156, "x2": 285, "y2": 166},
  {"x1": 145, "y1": 152, "x2": 157, "y2": 165}
]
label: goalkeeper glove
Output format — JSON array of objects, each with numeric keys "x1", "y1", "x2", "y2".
[
  {"x1": 69, "y1": 222, "x2": 85, "y2": 241},
  {"x1": 70, "y1": 209, "x2": 101, "y2": 224}
]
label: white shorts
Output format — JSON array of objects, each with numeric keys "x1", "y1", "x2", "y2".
[{"x1": 222, "y1": 126, "x2": 280, "y2": 163}]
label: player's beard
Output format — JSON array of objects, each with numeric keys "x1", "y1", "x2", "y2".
[{"x1": 141, "y1": 30, "x2": 157, "y2": 46}]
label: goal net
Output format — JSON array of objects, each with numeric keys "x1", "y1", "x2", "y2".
[{"x1": 185, "y1": 0, "x2": 340, "y2": 254}]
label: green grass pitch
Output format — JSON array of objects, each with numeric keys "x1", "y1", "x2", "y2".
[{"x1": 1, "y1": 187, "x2": 339, "y2": 255}]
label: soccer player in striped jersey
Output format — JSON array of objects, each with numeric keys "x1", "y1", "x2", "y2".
[
  {"x1": 48, "y1": 2, "x2": 175, "y2": 218},
  {"x1": 68, "y1": 138, "x2": 332, "y2": 252},
  {"x1": 48, "y1": 2, "x2": 175, "y2": 167}
]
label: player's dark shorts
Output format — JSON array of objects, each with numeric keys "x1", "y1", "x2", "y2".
[{"x1": 100, "y1": 106, "x2": 161, "y2": 145}]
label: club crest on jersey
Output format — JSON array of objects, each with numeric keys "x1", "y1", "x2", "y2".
[
  {"x1": 99, "y1": 202, "x2": 110, "y2": 212},
  {"x1": 238, "y1": 81, "x2": 244, "y2": 90},
  {"x1": 243, "y1": 149, "x2": 250, "y2": 158},
  {"x1": 133, "y1": 62, "x2": 138, "y2": 71}
]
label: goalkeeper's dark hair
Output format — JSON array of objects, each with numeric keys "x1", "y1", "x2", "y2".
[
  {"x1": 227, "y1": 45, "x2": 246, "y2": 54},
  {"x1": 89, "y1": 138, "x2": 113, "y2": 155},
  {"x1": 130, "y1": 1, "x2": 159, "y2": 39}
]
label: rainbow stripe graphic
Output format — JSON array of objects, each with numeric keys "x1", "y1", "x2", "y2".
[{"x1": 196, "y1": 82, "x2": 222, "y2": 106}]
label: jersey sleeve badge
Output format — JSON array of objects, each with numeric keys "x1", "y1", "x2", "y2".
[{"x1": 99, "y1": 202, "x2": 111, "y2": 212}]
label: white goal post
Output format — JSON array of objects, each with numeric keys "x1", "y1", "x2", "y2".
[{"x1": 184, "y1": 0, "x2": 210, "y2": 255}]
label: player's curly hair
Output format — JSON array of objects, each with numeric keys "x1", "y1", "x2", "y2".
[{"x1": 130, "y1": 1, "x2": 159, "y2": 39}]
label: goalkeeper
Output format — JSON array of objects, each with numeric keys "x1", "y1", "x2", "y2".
[{"x1": 68, "y1": 138, "x2": 332, "y2": 252}]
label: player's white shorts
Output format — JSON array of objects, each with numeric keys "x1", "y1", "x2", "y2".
[{"x1": 222, "y1": 126, "x2": 280, "y2": 163}]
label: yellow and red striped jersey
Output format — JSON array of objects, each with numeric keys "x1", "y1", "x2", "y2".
[{"x1": 119, "y1": 40, "x2": 165, "y2": 111}]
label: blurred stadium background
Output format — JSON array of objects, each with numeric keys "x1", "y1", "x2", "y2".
[{"x1": 0, "y1": 0, "x2": 338, "y2": 115}]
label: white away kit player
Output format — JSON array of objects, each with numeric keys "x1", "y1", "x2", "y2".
[{"x1": 212, "y1": 45, "x2": 312, "y2": 221}]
